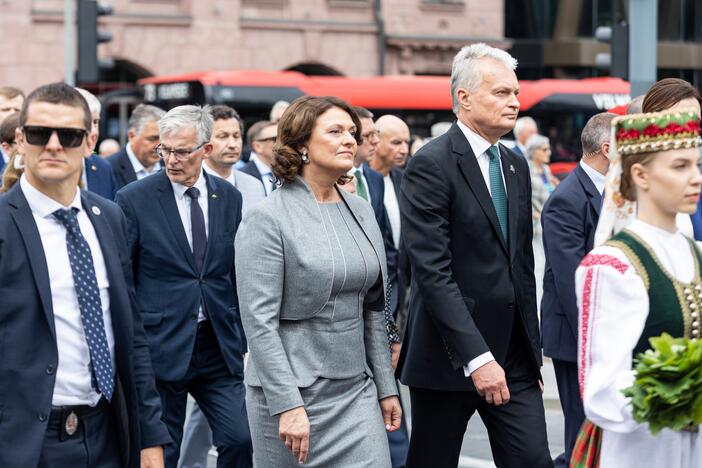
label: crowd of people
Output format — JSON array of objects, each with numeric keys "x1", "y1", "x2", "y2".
[{"x1": 1, "y1": 41, "x2": 702, "y2": 468}]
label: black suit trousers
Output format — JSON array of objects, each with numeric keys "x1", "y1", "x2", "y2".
[{"x1": 407, "y1": 377, "x2": 553, "y2": 468}]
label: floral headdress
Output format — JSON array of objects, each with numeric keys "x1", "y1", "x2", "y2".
[{"x1": 593, "y1": 109, "x2": 702, "y2": 246}]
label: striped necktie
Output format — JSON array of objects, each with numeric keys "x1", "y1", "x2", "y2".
[{"x1": 486, "y1": 145, "x2": 508, "y2": 242}]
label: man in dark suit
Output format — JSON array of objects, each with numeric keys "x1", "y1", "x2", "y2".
[
  {"x1": 239, "y1": 120, "x2": 277, "y2": 195},
  {"x1": 349, "y1": 107, "x2": 408, "y2": 468},
  {"x1": 0, "y1": 82, "x2": 169, "y2": 467},
  {"x1": 541, "y1": 112, "x2": 614, "y2": 467},
  {"x1": 75, "y1": 88, "x2": 117, "y2": 200},
  {"x1": 108, "y1": 104, "x2": 165, "y2": 191},
  {"x1": 398, "y1": 44, "x2": 552, "y2": 467},
  {"x1": 115, "y1": 105, "x2": 252, "y2": 468}
]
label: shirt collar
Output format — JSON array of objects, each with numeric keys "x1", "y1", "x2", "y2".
[
  {"x1": 171, "y1": 169, "x2": 208, "y2": 200},
  {"x1": 20, "y1": 174, "x2": 83, "y2": 218},
  {"x1": 580, "y1": 160, "x2": 607, "y2": 194},
  {"x1": 251, "y1": 153, "x2": 271, "y2": 175},
  {"x1": 202, "y1": 161, "x2": 236, "y2": 186},
  {"x1": 126, "y1": 142, "x2": 160, "y2": 175},
  {"x1": 456, "y1": 119, "x2": 494, "y2": 159}
]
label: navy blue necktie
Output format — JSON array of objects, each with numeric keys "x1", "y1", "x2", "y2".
[
  {"x1": 53, "y1": 208, "x2": 114, "y2": 401},
  {"x1": 186, "y1": 187, "x2": 207, "y2": 273}
]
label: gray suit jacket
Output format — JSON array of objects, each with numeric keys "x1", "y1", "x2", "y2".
[{"x1": 235, "y1": 176, "x2": 397, "y2": 416}]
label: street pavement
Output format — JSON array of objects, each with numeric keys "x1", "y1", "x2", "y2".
[{"x1": 201, "y1": 357, "x2": 565, "y2": 467}]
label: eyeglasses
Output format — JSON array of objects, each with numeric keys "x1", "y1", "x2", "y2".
[
  {"x1": 22, "y1": 126, "x2": 88, "y2": 148},
  {"x1": 256, "y1": 136, "x2": 276, "y2": 144},
  {"x1": 156, "y1": 142, "x2": 206, "y2": 161}
]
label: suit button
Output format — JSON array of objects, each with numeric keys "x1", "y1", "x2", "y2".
[
  {"x1": 39, "y1": 413, "x2": 47, "y2": 422},
  {"x1": 46, "y1": 364, "x2": 55, "y2": 375}
]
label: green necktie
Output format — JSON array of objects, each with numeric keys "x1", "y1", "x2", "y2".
[
  {"x1": 486, "y1": 145, "x2": 508, "y2": 242},
  {"x1": 355, "y1": 169, "x2": 369, "y2": 201}
]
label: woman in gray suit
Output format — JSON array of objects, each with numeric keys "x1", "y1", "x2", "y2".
[{"x1": 235, "y1": 96, "x2": 402, "y2": 467}]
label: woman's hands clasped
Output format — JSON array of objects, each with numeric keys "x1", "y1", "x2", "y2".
[
  {"x1": 379, "y1": 396, "x2": 402, "y2": 432},
  {"x1": 279, "y1": 406, "x2": 310, "y2": 465}
]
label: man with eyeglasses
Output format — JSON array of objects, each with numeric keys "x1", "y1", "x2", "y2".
[
  {"x1": 0, "y1": 82, "x2": 170, "y2": 467},
  {"x1": 239, "y1": 120, "x2": 277, "y2": 195},
  {"x1": 108, "y1": 104, "x2": 165, "y2": 191},
  {"x1": 115, "y1": 105, "x2": 252, "y2": 468}
]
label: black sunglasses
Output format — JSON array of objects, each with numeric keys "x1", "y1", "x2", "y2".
[{"x1": 22, "y1": 126, "x2": 88, "y2": 148}]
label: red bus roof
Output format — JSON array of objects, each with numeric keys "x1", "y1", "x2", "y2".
[{"x1": 139, "y1": 71, "x2": 630, "y2": 112}]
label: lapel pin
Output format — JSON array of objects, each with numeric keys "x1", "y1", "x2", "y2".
[
  {"x1": 509, "y1": 165, "x2": 515, "y2": 174},
  {"x1": 90, "y1": 164, "x2": 97, "y2": 171},
  {"x1": 92, "y1": 206, "x2": 101, "y2": 215},
  {"x1": 211, "y1": 194, "x2": 217, "y2": 199}
]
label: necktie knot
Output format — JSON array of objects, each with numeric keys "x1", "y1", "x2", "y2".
[
  {"x1": 186, "y1": 187, "x2": 200, "y2": 199},
  {"x1": 486, "y1": 145, "x2": 500, "y2": 161},
  {"x1": 53, "y1": 208, "x2": 80, "y2": 229}
]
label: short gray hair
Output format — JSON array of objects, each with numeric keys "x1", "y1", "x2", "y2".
[
  {"x1": 128, "y1": 104, "x2": 166, "y2": 135},
  {"x1": 581, "y1": 112, "x2": 616, "y2": 156},
  {"x1": 159, "y1": 105, "x2": 213, "y2": 146},
  {"x1": 514, "y1": 116, "x2": 537, "y2": 138},
  {"x1": 524, "y1": 134, "x2": 550, "y2": 160},
  {"x1": 626, "y1": 95, "x2": 645, "y2": 114},
  {"x1": 450, "y1": 43, "x2": 518, "y2": 114},
  {"x1": 75, "y1": 87, "x2": 101, "y2": 115}
]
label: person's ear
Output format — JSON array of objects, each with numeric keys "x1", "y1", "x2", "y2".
[
  {"x1": 601, "y1": 141, "x2": 611, "y2": 159},
  {"x1": 631, "y1": 162, "x2": 650, "y2": 192},
  {"x1": 456, "y1": 88, "x2": 471, "y2": 112}
]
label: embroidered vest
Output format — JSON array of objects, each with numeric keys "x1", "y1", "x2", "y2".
[{"x1": 606, "y1": 229, "x2": 702, "y2": 357}]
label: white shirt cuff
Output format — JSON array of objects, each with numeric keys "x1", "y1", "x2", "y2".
[{"x1": 463, "y1": 352, "x2": 495, "y2": 377}]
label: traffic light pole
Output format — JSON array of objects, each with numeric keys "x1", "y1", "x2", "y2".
[
  {"x1": 64, "y1": 0, "x2": 75, "y2": 86},
  {"x1": 629, "y1": 0, "x2": 657, "y2": 97}
]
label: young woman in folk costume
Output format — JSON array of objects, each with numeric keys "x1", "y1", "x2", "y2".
[{"x1": 573, "y1": 109, "x2": 702, "y2": 468}]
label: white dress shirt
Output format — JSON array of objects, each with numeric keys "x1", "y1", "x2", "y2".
[
  {"x1": 456, "y1": 120, "x2": 509, "y2": 377},
  {"x1": 580, "y1": 160, "x2": 607, "y2": 195},
  {"x1": 20, "y1": 175, "x2": 115, "y2": 406},
  {"x1": 126, "y1": 142, "x2": 161, "y2": 180},
  {"x1": 250, "y1": 153, "x2": 275, "y2": 195},
  {"x1": 383, "y1": 175, "x2": 401, "y2": 249},
  {"x1": 171, "y1": 171, "x2": 209, "y2": 321},
  {"x1": 202, "y1": 162, "x2": 265, "y2": 215}
]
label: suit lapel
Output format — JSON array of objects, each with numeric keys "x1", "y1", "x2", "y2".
[
  {"x1": 451, "y1": 126, "x2": 508, "y2": 255},
  {"x1": 500, "y1": 144, "x2": 520, "y2": 259},
  {"x1": 574, "y1": 164, "x2": 602, "y2": 217},
  {"x1": 156, "y1": 173, "x2": 198, "y2": 273},
  {"x1": 7, "y1": 186, "x2": 56, "y2": 339},
  {"x1": 203, "y1": 172, "x2": 219, "y2": 272},
  {"x1": 120, "y1": 152, "x2": 137, "y2": 185}
]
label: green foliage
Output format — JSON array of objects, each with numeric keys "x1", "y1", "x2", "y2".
[{"x1": 622, "y1": 334, "x2": 702, "y2": 435}]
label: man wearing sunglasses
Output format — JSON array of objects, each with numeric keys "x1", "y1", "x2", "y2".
[
  {"x1": 115, "y1": 105, "x2": 251, "y2": 468},
  {"x1": 0, "y1": 82, "x2": 170, "y2": 468}
]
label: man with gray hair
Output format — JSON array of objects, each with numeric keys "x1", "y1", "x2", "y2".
[
  {"x1": 75, "y1": 87, "x2": 117, "y2": 199},
  {"x1": 115, "y1": 105, "x2": 252, "y2": 468},
  {"x1": 541, "y1": 112, "x2": 616, "y2": 468},
  {"x1": 513, "y1": 116, "x2": 538, "y2": 157},
  {"x1": 108, "y1": 104, "x2": 165, "y2": 190},
  {"x1": 398, "y1": 43, "x2": 552, "y2": 467}
]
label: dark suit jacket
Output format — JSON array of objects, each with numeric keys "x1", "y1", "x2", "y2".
[
  {"x1": 363, "y1": 163, "x2": 399, "y2": 286},
  {"x1": 239, "y1": 160, "x2": 263, "y2": 184},
  {"x1": 108, "y1": 148, "x2": 138, "y2": 191},
  {"x1": 115, "y1": 171, "x2": 246, "y2": 382},
  {"x1": 541, "y1": 163, "x2": 601, "y2": 362},
  {"x1": 397, "y1": 122, "x2": 540, "y2": 391},
  {"x1": 0, "y1": 185, "x2": 170, "y2": 467},
  {"x1": 85, "y1": 153, "x2": 117, "y2": 200}
]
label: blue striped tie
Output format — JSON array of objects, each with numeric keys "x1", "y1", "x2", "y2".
[{"x1": 486, "y1": 145, "x2": 508, "y2": 242}]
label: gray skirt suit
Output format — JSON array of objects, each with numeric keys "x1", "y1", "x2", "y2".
[{"x1": 235, "y1": 176, "x2": 398, "y2": 467}]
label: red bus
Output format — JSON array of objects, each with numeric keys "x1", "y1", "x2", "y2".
[{"x1": 101, "y1": 70, "x2": 630, "y2": 164}]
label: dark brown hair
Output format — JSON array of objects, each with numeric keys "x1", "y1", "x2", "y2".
[
  {"x1": 642, "y1": 78, "x2": 702, "y2": 113},
  {"x1": 0, "y1": 112, "x2": 19, "y2": 144},
  {"x1": 246, "y1": 120, "x2": 274, "y2": 145},
  {"x1": 20, "y1": 82, "x2": 91, "y2": 130},
  {"x1": 209, "y1": 104, "x2": 244, "y2": 134},
  {"x1": 272, "y1": 96, "x2": 362, "y2": 184}
]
